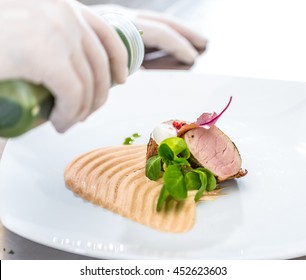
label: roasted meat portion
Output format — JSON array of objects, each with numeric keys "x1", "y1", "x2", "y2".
[
  {"x1": 146, "y1": 121, "x2": 247, "y2": 183},
  {"x1": 183, "y1": 126, "x2": 247, "y2": 182}
]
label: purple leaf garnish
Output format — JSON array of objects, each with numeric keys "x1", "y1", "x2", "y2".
[
  {"x1": 177, "y1": 96, "x2": 232, "y2": 136},
  {"x1": 196, "y1": 96, "x2": 232, "y2": 128}
]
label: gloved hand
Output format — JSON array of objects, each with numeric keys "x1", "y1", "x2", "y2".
[
  {"x1": 0, "y1": 0, "x2": 128, "y2": 132},
  {"x1": 90, "y1": 4, "x2": 207, "y2": 65}
]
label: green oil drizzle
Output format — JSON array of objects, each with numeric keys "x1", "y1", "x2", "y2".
[{"x1": 123, "y1": 132, "x2": 141, "y2": 145}]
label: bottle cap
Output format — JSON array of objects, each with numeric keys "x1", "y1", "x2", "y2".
[{"x1": 103, "y1": 13, "x2": 144, "y2": 75}]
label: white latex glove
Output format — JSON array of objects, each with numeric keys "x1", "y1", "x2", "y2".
[
  {"x1": 0, "y1": 0, "x2": 128, "y2": 132},
  {"x1": 90, "y1": 4, "x2": 207, "y2": 65}
]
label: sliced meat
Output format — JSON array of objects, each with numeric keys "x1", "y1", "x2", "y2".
[{"x1": 184, "y1": 126, "x2": 246, "y2": 182}]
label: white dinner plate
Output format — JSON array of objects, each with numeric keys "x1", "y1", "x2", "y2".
[{"x1": 1, "y1": 71, "x2": 306, "y2": 259}]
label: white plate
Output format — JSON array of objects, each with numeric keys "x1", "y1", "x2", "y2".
[{"x1": 1, "y1": 71, "x2": 306, "y2": 259}]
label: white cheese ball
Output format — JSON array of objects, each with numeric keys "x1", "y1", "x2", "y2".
[{"x1": 152, "y1": 123, "x2": 177, "y2": 144}]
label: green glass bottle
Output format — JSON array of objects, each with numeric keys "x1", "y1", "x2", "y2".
[{"x1": 0, "y1": 14, "x2": 144, "y2": 138}]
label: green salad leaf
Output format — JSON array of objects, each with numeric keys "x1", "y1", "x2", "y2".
[
  {"x1": 145, "y1": 155, "x2": 162, "y2": 180},
  {"x1": 158, "y1": 143, "x2": 175, "y2": 162},
  {"x1": 160, "y1": 137, "x2": 190, "y2": 159},
  {"x1": 145, "y1": 137, "x2": 217, "y2": 211},
  {"x1": 163, "y1": 165, "x2": 187, "y2": 201},
  {"x1": 156, "y1": 185, "x2": 169, "y2": 211},
  {"x1": 185, "y1": 171, "x2": 201, "y2": 190},
  {"x1": 193, "y1": 169, "x2": 208, "y2": 201}
]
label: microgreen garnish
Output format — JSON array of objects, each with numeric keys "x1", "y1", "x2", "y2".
[
  {"x1": 196, "y1": 96, "x2": 232, "y2": 128},
  {"x1": 145, "y1": 137, "x2": 217, "y2": 211},
  {"x1": 177, "y1": 96, "x2": 232, "y2": 136},
  {"x1": 123, "y1": 132, "x2": 141, "y2": 145}
]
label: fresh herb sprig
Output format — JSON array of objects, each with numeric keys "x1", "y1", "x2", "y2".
[{"x1": 145, "y1": 137, "x2": 216, "y2": 211}]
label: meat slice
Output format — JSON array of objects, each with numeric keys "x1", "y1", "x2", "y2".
[{"x1": 183, "y1": 126, "x2": 247, "y2": 182}]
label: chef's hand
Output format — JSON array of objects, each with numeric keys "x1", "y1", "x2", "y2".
[
  {"x1": 0, "y1": 0, "x2": 128, "y2": 132},
  {"x1": 90, "y1": 4, "x2": 207, "y2": 65}
]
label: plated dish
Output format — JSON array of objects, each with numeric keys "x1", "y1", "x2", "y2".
[
  {"x1": 64, "y1": 96, "x2": 247, "y2": 233},
  {"x1": 1, "y1": 71, "x2": 306, "y2": 259}
]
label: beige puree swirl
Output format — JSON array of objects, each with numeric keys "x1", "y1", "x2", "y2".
[{"x1": 64, "y1": 144, "x2": 222, "y2": 233}]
